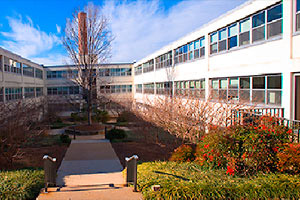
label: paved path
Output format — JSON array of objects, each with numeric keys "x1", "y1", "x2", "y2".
[{"x1": 37, "y1": 135, "x2": 142, "y2": 200}]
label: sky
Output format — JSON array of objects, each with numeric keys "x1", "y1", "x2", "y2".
[{"x1": 0, "y1": 0, "x2": 247, "y2": 66}]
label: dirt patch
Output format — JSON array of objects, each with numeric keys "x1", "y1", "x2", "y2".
[
  {"x1": 72, "y1": 124, "x2": 105, "y2": 131},
  {"x1": 5, "y1": 145, "x2": 68, "y2": 170},
  {"x1": 112, "y1": 142, "x2": 178, "y2": 168}
]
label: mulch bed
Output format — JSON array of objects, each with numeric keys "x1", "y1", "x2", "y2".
[
  {"x1": 2, "y1": 145, "x2": 68, "y2": 170},
  {"x1": 72, "y1": 124, "x2": 105, "y2": 131},
  {"x1": 112, "y1": 142, "x2": 178, "y2": 168}
]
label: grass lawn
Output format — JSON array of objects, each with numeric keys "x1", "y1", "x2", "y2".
[
  {"x1": 0, "y1": 168, "x2": 44, "y2": 200},
  {"x1": 136, "y1": 161, "x2": 300, "y2": 200}
]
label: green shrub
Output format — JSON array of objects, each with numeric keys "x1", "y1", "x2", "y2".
[
  {"x1": 93, "y1": 110, "x2": 110, "y2": 123},
  {"x1": 117, "y1": 111, "x2": 131, "y2": 123},
  {"x1": 0, "y1": 169, "x2": 44, "y2": 200},
  {"x1": 277, "y1": 143, "x2": 300, "y2": 174},
  {"x1": 60, "y1": 134, "x2": 71, "y2": 144},
  {"x1": 169, "y1": 144, "x2": 195, "y2": 162},
  {"x1": 136, "y1": 161, "x2": 300, "y2": 200},
  {"x1": 106, "y1": 128, "x2": 126, "y2": 140},
  {"x1": 70, "y1": 112, "x2": 81, "y2": 121}
]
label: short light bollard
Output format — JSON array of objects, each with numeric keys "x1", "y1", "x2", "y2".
[
  {"x1": 125, "y1": 155, "x2": 138, "y2": 192},
  {"x1": 43, "y1": 155, "x2": 57, "y2": 193}
]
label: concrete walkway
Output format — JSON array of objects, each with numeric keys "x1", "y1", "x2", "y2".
[{"x1": 37, "y1": 135, "x2": 142, "y2": 200}]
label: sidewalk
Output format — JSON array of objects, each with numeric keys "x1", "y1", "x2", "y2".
[{"x1": 37, "y1": 135, "x2": 142, "y2": 200}]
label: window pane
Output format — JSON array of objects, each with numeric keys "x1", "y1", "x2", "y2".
[
  {"x1": 267, "y1": 19, "x2": 282, "y2": 38},
  {"x1": 267, "y1": 76, "x2": 281, "y2": 89},
  {"x1": 252, "y1": 26, "x2": 265, "y2": 42},
  {"x1": 297, "y1": 0, "x2": 300, "y2": 12},
  {"x1": 218, "y1": 40, "x2": 227, "y2": 52},
  {"x1": 212, "y1": 80, "x2": 219, "y2": 89},
  {"x1": 228, "y1": 36, "x2": 237, "y2": 49},
  {"x1": 200, "y1": 37, "x2": 205, "y2": 47},
  {"x1": 219, "y1": 28, "x2": 227, "y2": 40},
  {"x1": 252, "y1": 11, "x2": 265, "y2": 28},
  {"x1": 228, "y1": 24, "x2": 237, "y2": 37},
  {"x1": 239, "y1": 32, "x2": 250, "y2": 46},
  {"x1": 194, "y1": 40, "x2": 200, "y2": 49},
  {"x1": 253, "y1": 76, "x2": 265, "y2": 89},
  {"x1": 210, "y1": 32, "x2": 217, "y2": 43},
  {"x1": 220, "y1": 79, "x2": 227, "y2": 89},
  {"x1": 229, "y1": 78, "x2": 238, "y2": 88},
  {"x1": 267, "y1": 4, "x2": 282, "y2": 22},
  {"x1": 210, "y1": 44, "x2": 218, "y2": 54},
  {"x1": 240, "y1": 18, "x2": 250, "y2": 33},
  {"x1": 189, "y1": 42, "x2": 194, "y2": 51},
  {"x1": 240, "y1": 77, "x2": 250, "y2": 89}
]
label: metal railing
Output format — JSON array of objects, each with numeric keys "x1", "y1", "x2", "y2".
[
  {"x1": 125, "y1": 155, "x2": 138, "y2": 192},
  {"x1": 230, "y1": 108, "x2": 300, "y2": 143},
  {"x1": 43, "y1": 155, "x2": 57, "y2": 193}
]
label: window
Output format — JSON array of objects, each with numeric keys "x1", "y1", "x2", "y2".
[
  {"x1": 267, "y1": 75, "x2": 281, "y2": 105},
  {"x1": 0, "y1": 88, "x2": 3, "y2": 102},
  {"x1": 134, "y1": 65, "x2": 142, "y2": 75},
  {"x1": 23, "y1": 64, "x2": 34, "y2": 77},
  {"x1": 253, "y1": 76, "x2": 265, "y2": 103},
  {"x1": 252, "y1": 11, "x2": 265, "y2": 42},
  {"x1": 4, "y1": 57, "x2": 9, "y2": 72},
  {"x1": 5, "y1": 88, "x2": 22, "y2": 101},
  {"x1": 239, "y1": 18, "x2": 250, "y2": 46},
  {"x1": 156, "y1": 51, "x2": 172, "y2": 69},
  {"x1": 296, "y1": 0, "x2": 300, "y2": 31},
  {"x1": 46, "y1": 71, "x2": 68, "y2": 79},
  {"x1": 4, "y1": 58, "x2": 21, "y2": 74},
  {"x1": 210, "y1": 32, "x2": 218, "y2": 54},
  {"x1": 267, "y1": 3, "x2": 282, "y2": 38},
  {"x1": 188, "y1": 42, "x2": 194, "y2": 60},
  {"x1": 228, "y1": 78, "x2": 239, "y2": 101},
  {"x1": 240, "y1": 77, "x2": 250, "y2": 102},
  {"x1": 35, "y1": 68, "x2": 43, "y2": 79},
  {"x1": 25, "y1": 87, "x2": 35, "y2": 98},
  {"x1": 144, "y1": 83, "x2": 154, "y2": 94},
  {"x1": 36, "y1": 87, "x2": 43, "y2": 97},
  {"x1": 218, "y1": 28, "x2": 227, "y2": 52},
  {"x1": 174, "y1": 45, "x2": 188, "y2": 64},
  {"x1": 136, "y1": 84, "x2": 142, "y2": 93},
  {"x1": 228, "y1": 23, "x2": 238, "y2": 49},
  {"x1": 199, "y1": 37, "x2": 205, "y2": 58},
  {"x1": 143, "y1": 59, "x2": 154, "y2": 73}
]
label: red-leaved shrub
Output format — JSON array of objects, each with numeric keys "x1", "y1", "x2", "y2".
[
  {"x1": 277, "y1": 143, "x2": 300, "y2": 174},
  {"x1": 169, "y1": 144, "x2": 195, "y2": 162}
]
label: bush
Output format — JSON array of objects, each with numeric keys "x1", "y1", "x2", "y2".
[
  {"x1": 169, "y1": 144, "x2": 195, "y2": 162},
  {"x1": 136, "y1": 161, "x2": 300, "y2": 200},
  {"x1": 117, "y1": 111, "x2": 131, "y2": 123},
  {"x1": 195, "y1": 117, "x2": 292, "y2": 176},
  {"x1": 106, "y1": 128, "x2": 126, "y2": 140},
  {"x1": 93, "y1": 110, "x2": 110, "y2": 123},
  {"x1": 60, "y1": 134, "x2": 71, "y2": 144},
  {"x1": 277, "y1": 143, "x2": 300, "y2": 174},
  {"x1": 0, "y1": 169, "x2": 44, "y2": 200}
]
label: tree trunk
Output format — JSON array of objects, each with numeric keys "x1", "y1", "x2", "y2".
[{"x1": 87, "y1": 86, "x2": 92, "y2": 125}]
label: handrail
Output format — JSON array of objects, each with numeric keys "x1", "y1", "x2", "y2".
[
  {"x1": 125, "y1": 155, "x2": 138, "y2": 162},
  {"x1": 43, "y1": 155, "x2": 57, "y2": 162}
]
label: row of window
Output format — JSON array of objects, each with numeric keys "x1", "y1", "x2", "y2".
[
  {"x1": 155, "y1": 51, "x2": 172, "y2": 70},
  {"x1": 0, "y1": 87, "x2": 44, "y2": 101},
  {"x1": 142, "y1": 60, "x2": 154, "y2": 73},
  {"x1": 175, "y1": 37, "x2": 205, "y2": 64},
  {"x1": 99, "y1": 68, "x2": 132, "y2": 77},
  {"x1": 210, "y1": 2, "x2": 283, "y2": 55},
  {"x1": 210, "y1": 75, "x2": 281, "y2": 105},
  {"x1": 47, "y1": 70, "x2": 78, "y2": 79},
  {"x1": 0, "y1": 56, "x2": 43, "y2": 79},
  {"x1": 47, "y1": 86, "x2": 80, "y2": 95},
  {"x1": 136, "y1": 82, "x2": 173, "y2": 95},
  {"x1": 99, "y1": 85, "x2": 132, "y2": 93},
  {"x1": 175, "y1": 79, "x2": 206, "y2": 98}
]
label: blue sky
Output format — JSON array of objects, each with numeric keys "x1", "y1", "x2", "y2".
[{"x1": 0, "y1": 0, "x2": 247, "y2": 65}]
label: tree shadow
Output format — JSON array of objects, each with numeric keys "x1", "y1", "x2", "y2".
[{"x1": 154, "y1": 170, "x2": 190, "y2": 181}]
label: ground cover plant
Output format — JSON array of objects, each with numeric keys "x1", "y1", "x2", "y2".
[
  {"x1": 136, "y1": 161, "x2": 300, "y2": 200},
  {"x1": 0, "y1": 169, "x2": 44, "y2": 200}
]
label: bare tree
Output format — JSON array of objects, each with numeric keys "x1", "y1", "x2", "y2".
[{"x1": 62, "y1": 4, "x2": 114, "y2": 125}]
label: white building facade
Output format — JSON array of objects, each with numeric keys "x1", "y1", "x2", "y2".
[{"x1": 133, "y1": 0, "x2": 300, "y2": 121}]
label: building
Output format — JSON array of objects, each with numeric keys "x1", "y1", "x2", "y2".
[
  {"x1": 0, "y1": 0, "x2": 299, "y2": 122},
  {"x1": 133, "y1": 0, "x2": 300, "y2": 121}
]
